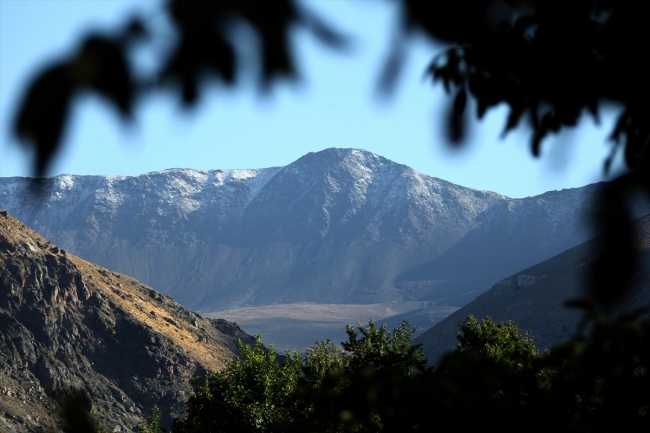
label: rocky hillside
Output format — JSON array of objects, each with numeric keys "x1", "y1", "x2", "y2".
[
  {"x1": 415, "y1": 214, "x2": 650, "y2": 366},
  {"x1": 0, "y1": 148, "x2": 628, "y2": 312},
  {"x1": 0, "y1": 209, "x2": 254, "y2": 432}
]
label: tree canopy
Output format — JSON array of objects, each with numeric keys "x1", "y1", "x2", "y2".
[
  {"x1": 171, "y1": 320, "x2": 428, "y2": 433},
  {"x1": 128, "y1": 315, "x2": 650, "y2": 432}
]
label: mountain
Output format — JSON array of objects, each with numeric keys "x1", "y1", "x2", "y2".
[
  {"x1": 0, "y1": 148, "x2": 624, "y2": 314},
  {"x1": 0, "y1": 209, "x2": 254, "y2": 432},
  {"x1": 414, "y1": 213, "x2": 650, "y2": 366}
]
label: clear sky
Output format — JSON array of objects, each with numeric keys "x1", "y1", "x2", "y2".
[{"x1": 0, "y1": 0, "x2": 626, "y2": 198}]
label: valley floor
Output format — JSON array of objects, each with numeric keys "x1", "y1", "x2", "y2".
[{"x1": 203, "y1": 302, "x2": 458, "y2": 352}]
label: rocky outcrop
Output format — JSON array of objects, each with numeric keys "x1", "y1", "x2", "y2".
[
  {"x1": 0, "y1": 209, "x2": 254, "y2": 432},
  {"x1": 517, "y1": 274, "x2": 543, "y2": 287}
]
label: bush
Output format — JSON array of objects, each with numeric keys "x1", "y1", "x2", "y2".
[{"x1": 172, "y1": 336, "x2": 302, "y2": 433}]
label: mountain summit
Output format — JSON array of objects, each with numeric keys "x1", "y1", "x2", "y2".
[{"x1": 0, "y1": 148, "x2": 621, "y2": 311}]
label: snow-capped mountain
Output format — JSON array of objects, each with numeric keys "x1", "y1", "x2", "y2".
[{"x1": 0, "y1": 148, "x2": 624, "y2": 311}]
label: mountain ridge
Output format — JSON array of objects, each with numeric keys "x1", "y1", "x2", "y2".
[
  {"x1": 0, "y1": 148, "x2": 626, "y2": 313},
  {"x1": 0, "y1": 209, "x2": 254, "y2": 432},
  {"x1": 414, "y1": 212, "x2": 650, "y2": 365}
]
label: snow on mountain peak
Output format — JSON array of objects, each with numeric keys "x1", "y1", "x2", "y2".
[
  {"x1": 0, "y1": 148, "x2": 590, "y2": 239},
  {"x1": 0, "y1": 148, "x2": 620, "y2": 312}
]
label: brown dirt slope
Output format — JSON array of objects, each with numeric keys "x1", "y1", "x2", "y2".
[
  {"x1": 0, "y1": 209, "x2": 254, "y2": 432},
  {"x1": 415, "y1": 213, "x2": 650, "y2": 366}
]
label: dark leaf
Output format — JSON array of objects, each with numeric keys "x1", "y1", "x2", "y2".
[
  {"x1": 76, "y1": 35, "x2": 136, "y2": 119},
  {"x1": 299, "y1": 5, "x2": 349, "y2": 50},
  {"x1": 501, "y1": 104, "x2": 525, "y2": 137},
  {"x1": 13, "y1": 63, "x2": 75, "y2": 177},
  {"x1": 609, "y1": 110, "x2": 628, "y2": 143},
  {"x1": 53, "y1": 387, "x2": 99, "y2": 433},
  {"x1": 587, "y1": 178, "x2": 638, "y2": 309},
  {"x1": 531, "y1": 130, "x2": 545, "y2": 157},
  {"x1": 260, "y1": 28, "x2": 295, "y2": 86},
  {"x1": 476, "y1": 98, "x2": 489, "y2": 119},
  {"x1": 447, "y1": 89, "x2": 467, "y2": 144},
  {"x1": 208, "y1": 35, "x2": 236, "y2": 84},
  {"x1": 587, "y1": 100, "x2": 600, "y2": 124},
  {"x1": 603, "y1": 143, "x2": 619, "y2": 174},
  {"x1": 121, "y1": 16, "x2": 148, "y2": 44},
  {"x1": 453, "y1": 88, "x2": 467, "y2": 116},
  {"x1": 564, "y1": 298, "x2": 596, "y2": 311},
  {"x1": 376, "y1": 39, "x2": 406, "y2": 97}
]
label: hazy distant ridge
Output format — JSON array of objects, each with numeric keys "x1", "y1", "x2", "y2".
[{"x1": 0, "y1": 148, "x2": 620, "y2": 311}]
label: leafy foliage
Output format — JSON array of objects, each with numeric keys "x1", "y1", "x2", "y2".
[
  {"x1": 539, "y1": 308, "x2": 650, "y2": 430},
  {"x1": 172, "y1": 336, "x2": 303, "y2": 433},
  {"x1": 170, "y1": 320, "x2": 425, "y2": 433},
  {"x1": 342, "y1": 319, "x2": 426, "y2": 376},
  {"x1": 165, "y1": 313, "x2": 650, "y2": 432},
  {"x1": 434, "y1": 312, "x2": 650, "y2": 432},
  {"x1": 138, "y1": 406, "x2": 164, "y2": 433},
  {"x1": 311, "y1": 320, "x2": 426, "y2": 433},
  {"x1": 455, "y1": 315, "x2": 541, "y2": 366},
  {"x1": 427, "y1": 316, "x2": 551, "y2": 432},
  {"x1": 55, "y1": 314, "x2": 650, "y2": 432}
]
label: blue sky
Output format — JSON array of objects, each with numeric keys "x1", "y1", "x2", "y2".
[{"x1": 0, "y1": 0, "x2": 625, "y2": 198}]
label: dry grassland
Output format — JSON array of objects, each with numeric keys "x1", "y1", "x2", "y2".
[
  {"x1": 204, "y1": 301, "x2": 435, "y2": 352},
  {"x1": 68, "y1": 256, "x2": 232, "y2": 372}
]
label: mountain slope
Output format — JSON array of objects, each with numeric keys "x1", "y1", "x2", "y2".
[
  {"x1": 414, "y1": 213, "x2": 650, "y2": 366},
  {"x1": 0, "y1": 209, "x2": 254, "y2": 432},
  {"x1": 0, "y1": 149, "x2": 617, "y2": 313}
]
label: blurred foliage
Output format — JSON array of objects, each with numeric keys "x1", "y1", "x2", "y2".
[
  {"x1": 402, "y1": 0, "x2": 649, "y2": 164},
  {"x1": 12, "y1": 0, "x2": 347, "y2": 178},
  {"x1": 13, "y1": 19, "x2": 146, "y2": 178},
  {"x1": 391, "y1": 1, "x2": 650, "y2": 307},
  {"x1": 52, "y1": 386, "x2": 105, "y2": 433},
  {"x1": 15, "y1": 0, "x2": 650, "y2": 180}
]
